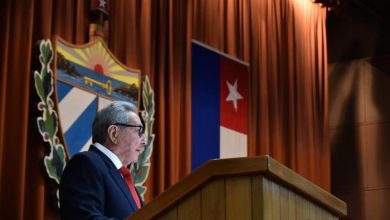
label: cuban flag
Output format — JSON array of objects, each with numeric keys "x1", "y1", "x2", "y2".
[{"x1": 191, "y1": 40, "x2": 249, "y2": 170}]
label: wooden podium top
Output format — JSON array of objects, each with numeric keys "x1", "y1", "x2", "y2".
[{"x1": 128, "y1": 156, "x2": 347, "y2": 219}]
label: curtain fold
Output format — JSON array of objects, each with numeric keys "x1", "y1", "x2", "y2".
[
  {"x1": 0, "y1": 0, "x2": 328, "y2": 219},
  {"x1": 0, "y1": 0, "x2": 35, "y2": 219}
]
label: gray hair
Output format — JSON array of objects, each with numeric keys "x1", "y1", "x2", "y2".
[{"x1": 92, "y1": 101, "x2": 137, "y2": 144}]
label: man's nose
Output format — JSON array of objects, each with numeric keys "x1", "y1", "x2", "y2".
[{"x1": 140, "y1": 134, "x2": 147, "y2": 145}]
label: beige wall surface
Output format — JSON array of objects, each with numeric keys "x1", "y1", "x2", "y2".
[{"x1": 329, "y1": 56, "x2": 390, "y2": 220}]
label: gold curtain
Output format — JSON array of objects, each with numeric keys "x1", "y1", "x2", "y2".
[{"x1": 0, "y1": 0, "x2": 328, "y2": 219}]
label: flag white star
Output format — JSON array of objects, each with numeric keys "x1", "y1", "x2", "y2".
[
  {"x1": 99, "y1": 0, "x2": 106, "y2": 8},
  {"x1": 226, "y1": 80, "x2": 243, "y2": 112}
]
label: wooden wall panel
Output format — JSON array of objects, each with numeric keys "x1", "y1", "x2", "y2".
[
  {"x1": 295, "y1": 194, "x2": 304, "y2": 220},
  {"x1": 152, "y1": 176, "x2": 340, "y2": 220},
  {"x1": 279, "y1": 186, "x2": 289, "y2": 219},
  {"x1": 271, "y1": 181, "x2": 281, "y2": 219},
  {"x1": 308, "y1": 201, "x2": 319, "y2": 220},
  {"x1": 156, "y1": 208, "x2": 177, "y2": 220},
  {"x1": 262, "y1": 177, "x2": 273, "y2": 219},
  {"x1": 287, "y1": 190, "x2": 296, "y2": 220},
  {"x1": 201, "y1": 178, "x2": 225, "y2": 220},
  {"x1": 177, "y1": 191, "x2": 201, "y2": 220},
  {"x1": 251, "y1": 176, "x2": 264, "y2": 220},
  {"x1": 260, "y1": 177, "x2": 339, "y2": 220},
  {"x1": 312, "y1": 203, "x2": 320, "y2": 219},
  {"x1": 127, "y1": 157, "x2": 346, "y2": 220},
  {"x1": 225, "y1": 176, "x2": 252, "y2": 220}
]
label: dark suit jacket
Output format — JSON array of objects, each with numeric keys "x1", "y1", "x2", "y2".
[{"x1": 59, "y1": 145, "x2": 143, "y2": 220}]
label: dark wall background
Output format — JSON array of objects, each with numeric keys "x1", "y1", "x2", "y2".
[{"x1": 327, "y1": 0, "x2": 390, "y2": 219}]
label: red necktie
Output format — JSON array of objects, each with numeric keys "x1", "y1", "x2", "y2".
[{"x1": 119, "y1": 166, "x2": 141, "y2": 208}]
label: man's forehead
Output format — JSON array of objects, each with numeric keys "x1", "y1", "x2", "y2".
[{"x1": 128, "y1": 111, "x2": 141, "y2": 124}]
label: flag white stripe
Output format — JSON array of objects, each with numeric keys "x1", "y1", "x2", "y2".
[
  {"x1": 220, "y1": 126, "x2": 247, "y2": 158},
  {"x1": 59, "y1": 88, "x2": 96, "y2": 132}
]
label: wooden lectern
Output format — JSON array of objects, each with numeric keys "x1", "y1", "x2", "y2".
[{"x1": 127, "y1": 156, "x2": 347, "y2": 220}]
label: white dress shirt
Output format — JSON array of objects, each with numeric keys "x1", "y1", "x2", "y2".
[{"x1": 93, "y1": 142, "x2": 123, "y2": 169}]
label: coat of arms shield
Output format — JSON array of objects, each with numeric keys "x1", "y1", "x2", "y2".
[{"x1": 53, "y1": 36, "x2": 141, "y2": 157}]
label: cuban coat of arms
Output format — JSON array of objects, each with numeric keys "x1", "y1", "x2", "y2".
[{"x1": 33, "y1": 36, "x2": 155, "y2": 206}]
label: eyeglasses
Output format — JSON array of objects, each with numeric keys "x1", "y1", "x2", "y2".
[{"x1": 114, "y1": 123, "x2": 145, "y2": 137}]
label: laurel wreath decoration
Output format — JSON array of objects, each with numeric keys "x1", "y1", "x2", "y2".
[
  {"x1": 34, "y1": 39, "x2": 67, "y2": 206},
  {"x1": 131, "y1": 75, "x2": 155, "y2": 199}
]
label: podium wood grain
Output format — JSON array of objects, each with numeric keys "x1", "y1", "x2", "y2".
[{"x1": 127, "y1": 156, "x2": 347, "y2": 220}]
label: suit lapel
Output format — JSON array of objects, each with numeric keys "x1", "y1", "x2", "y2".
[{"x1": 89, "y1": 145, "x2": 139, "y2": 212}]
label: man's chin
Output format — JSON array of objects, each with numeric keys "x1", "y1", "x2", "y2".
[{"x1": 129, "y1": 158, "x2": 139, "y2": 166}]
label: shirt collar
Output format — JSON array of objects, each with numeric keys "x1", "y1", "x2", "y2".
[{"x1": 93, "y1": 142, "x2": 123, "y2": 169}]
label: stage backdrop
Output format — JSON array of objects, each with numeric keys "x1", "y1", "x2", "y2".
[{"x1": 0, "y1": 0, "x2": 328, "y2": 219}]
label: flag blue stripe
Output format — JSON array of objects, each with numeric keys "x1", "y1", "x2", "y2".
[
  {"x1": 191, "y1": 42, "x2": 221, "y2": 170},
  {"x1": 56, "y1": 80, "x2": 73, "y2": 102},
  {"x1": 64, "y1": 98, "x2": 97, "y2": 157}
]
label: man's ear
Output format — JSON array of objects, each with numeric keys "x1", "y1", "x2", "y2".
[{"x1": 107, "y1": 125, "x2": 119, "y2": 144}]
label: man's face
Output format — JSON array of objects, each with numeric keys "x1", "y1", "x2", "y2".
[{"x1": 116, "y1": 112, "x2": 146, "y2": 166}]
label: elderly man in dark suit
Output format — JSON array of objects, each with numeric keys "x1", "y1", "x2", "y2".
[{"x1": 60, "y1": 101, "x2": 146, "y2": 219}]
